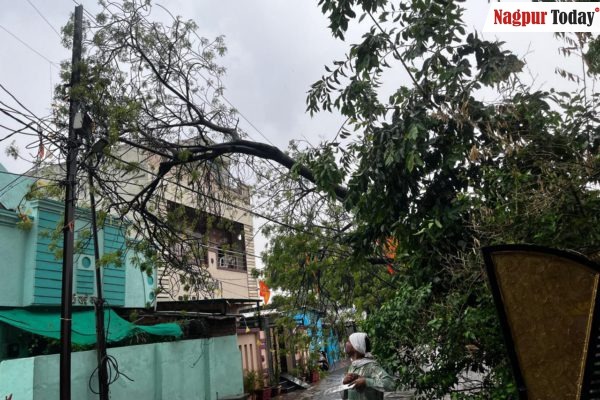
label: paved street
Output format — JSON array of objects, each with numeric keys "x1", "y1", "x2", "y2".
[{"x1": 277, "y1": 362, "x2": 414, "y2": 399}]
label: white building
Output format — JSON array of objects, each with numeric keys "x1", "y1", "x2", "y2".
[{"x1": 111, "y1": 144, "x2": 261, "y2": 302}]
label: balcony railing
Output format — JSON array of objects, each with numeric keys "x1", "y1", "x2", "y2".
[{"x1": 217, "y1": 248, "x2": 246, "y2": 271}]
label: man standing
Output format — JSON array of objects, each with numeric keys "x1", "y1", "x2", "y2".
[{"x1": 342, "y1": 332, "x2": 397, "y2": 400}]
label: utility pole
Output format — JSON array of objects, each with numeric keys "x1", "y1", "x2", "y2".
[
  {"x1": 88, "y1": 144, "x2": 110, "y2": 400},
  {"x1": 60, "y1": 5, "x2": 83, "y2": 400}
]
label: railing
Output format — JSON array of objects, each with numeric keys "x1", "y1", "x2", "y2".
[
  {"x1": 218, "y1": 248, "x2": 246, "y2": 271},
  {"x1": 171, "y1": 239, "x2": 247, "y2": 271}
]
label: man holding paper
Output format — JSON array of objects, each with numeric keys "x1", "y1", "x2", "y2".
[{"x1": 342, "y1": 332, "x2": 397, "y2": 400}]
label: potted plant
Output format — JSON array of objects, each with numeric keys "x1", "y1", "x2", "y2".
[
  {"x1": 311, "y1": 368, "x2": 320, "y2": 383},
  {"x1": 307, "y1": 351, "x2": 320, "y2": 383},
  {"x1": 254, "y1": 374, "x2": 271, "y2": 400},
  {"x1": 243, "y1": 370, "x2": 258, "y2": 400},
  {"x1": 269, "y1": 371, "x2": 282, "y2": 397}
]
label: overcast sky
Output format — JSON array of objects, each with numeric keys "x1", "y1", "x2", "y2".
[{"x1": 0, "y1": 0, "x2": 584, "y2": 266}]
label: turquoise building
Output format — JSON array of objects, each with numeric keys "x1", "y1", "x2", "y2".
[
  {"x1": 294, "y1": 311, "x2": 342, "y2": 368},
  {"x1": 0, "y1": 166, "x2": 155, "y2": 311},
  {"x1": 0, "y1": 165, "x2": 155, "y2": 360},
  {"x1": 0, "y1": 166, "x2": 245, "y2": 399}
]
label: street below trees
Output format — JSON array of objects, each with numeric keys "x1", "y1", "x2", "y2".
[{"x1": 278, "y1": 362, "x2": 415, "y2": 400}]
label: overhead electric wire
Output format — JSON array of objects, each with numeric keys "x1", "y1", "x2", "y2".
[
  {"x1": 0, "y1": 164, "x2": 45, "y2": 199},
  {"x1": 0, "y1": 25, "x2": 60, "y2": 67},
  {"x1": 0, "y1": 169, "x2": 63, "y2": 183},
  {"x1": 26, "y1": 0, "x2": 62, "y2": 38},
  {"x1": 0, "y1": 83, "x2": 65, "y2": 153}
]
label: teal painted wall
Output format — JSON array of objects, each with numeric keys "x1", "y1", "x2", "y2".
[
  {"x1": 33, "y1": 205, "x2": 63, "y2": 305},
  {"x1": 0, "y1": 210, "x2": 27, "y2": 307},
  {"x1": 124, "y1": 248, "x2": 156, "y2": 308},
  {"x1": 208, "y1": 335, "x2": 246, "y2": 399},
  {"x1": 32, "y1": 200, "x2": 125, "y2": 306},
  {"x1": 0, "y1": 336, "x2": 244, "y2": 400},
  {"x1": 0, "y1": 355, "x2": 34, "y2": 400},
  {"x1": 0, "y1": 198, "x2": 155, "y2": 308},
  {"x1": 102, "y1": 225, "x2": 126, "y2": 306}
]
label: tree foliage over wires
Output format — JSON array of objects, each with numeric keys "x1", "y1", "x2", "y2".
[{"x1": 3, "y1": 0, "x2": 348, "y2": 300}]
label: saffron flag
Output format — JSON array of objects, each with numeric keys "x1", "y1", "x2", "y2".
[
  {"x1": 383, "y1": 237, "x2": 398, "y2": 275},
  {"x1": 259, "y1": 280, "x2": 271, "y2": 305}
]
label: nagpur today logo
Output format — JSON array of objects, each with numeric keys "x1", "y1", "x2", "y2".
[{"x1": 484, "y1": 2, "x2": 600, "y2": 33}]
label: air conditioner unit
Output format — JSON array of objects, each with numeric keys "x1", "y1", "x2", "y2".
[{"x1": 73, "y1": 254, "x2": 97, "y2": 303}]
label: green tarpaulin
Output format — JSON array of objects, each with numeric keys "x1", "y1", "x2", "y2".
[{"x1": 0, "y1": 309, "x2": 182, "y2": 345}]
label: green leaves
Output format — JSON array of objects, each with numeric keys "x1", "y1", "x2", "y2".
[
  {"x1": 584, "y1": 36, "x2": 600, "y2": 75},
  {"x1": 319, "y1": 0, "x2": 387, "y2": 39},
  {"x1": 299, "y1": 1, "x2": 600, "y2": 398},
  {"x1": 465, "y1": 35, "x2": 525, "y2": 86}
]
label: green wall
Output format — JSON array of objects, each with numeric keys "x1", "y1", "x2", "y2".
[
  {"x1": 0, "y1": 210, "x2": 27, "y2": 307},
  {"x1": 0, "y1": 336, "x2": 244, "y2": 400},
  {"x1": 31, "y1": 200, "x2": 130, "y2": 306},
  {"x1": 0, "y1": 199, "x2": 155, "y2": 308},
  {"x1": 102, "y1": 224, "x2": 126, "y2": 306}
]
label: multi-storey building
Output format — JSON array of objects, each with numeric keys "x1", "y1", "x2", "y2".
[
  {"x1": 101, "y1": 145, "x2": 265, "y2": 382},
  {"x1": 107, "y1": 144, "x2": 260, "y2": 302}
]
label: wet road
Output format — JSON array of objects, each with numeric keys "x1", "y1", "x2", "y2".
[{"x1": 277, "y1": 363, "x2": 414, "y2": 399}]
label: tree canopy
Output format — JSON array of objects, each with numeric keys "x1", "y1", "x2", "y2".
[{"x1": 266, "y1": 0, "x2": 600, "y2": 397}]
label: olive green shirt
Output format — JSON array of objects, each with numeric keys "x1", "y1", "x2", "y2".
[{"x1": 343, "y1": 358, "x2": 397, "y2": 400}]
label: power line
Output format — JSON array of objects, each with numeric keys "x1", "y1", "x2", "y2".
[
  {"x1": 26, "y1": 0, "x2": 62, "y2": 38},
  {"x1": 0, "y1": 173, "x2": 33, "y2": 199},
  {"x1": 219, "y1": 279, "x2": 255, "y2": 290},
  {"x1": 0, "y1": 168, "x2": 63, "y2": 183},
  {"x1": 0, "y1": 24, "x2": 59, "y2": 67}
]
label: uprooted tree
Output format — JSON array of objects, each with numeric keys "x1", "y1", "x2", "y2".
[{"x1": 2, "y1": 0, "x2": 600, "y2": 397}]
